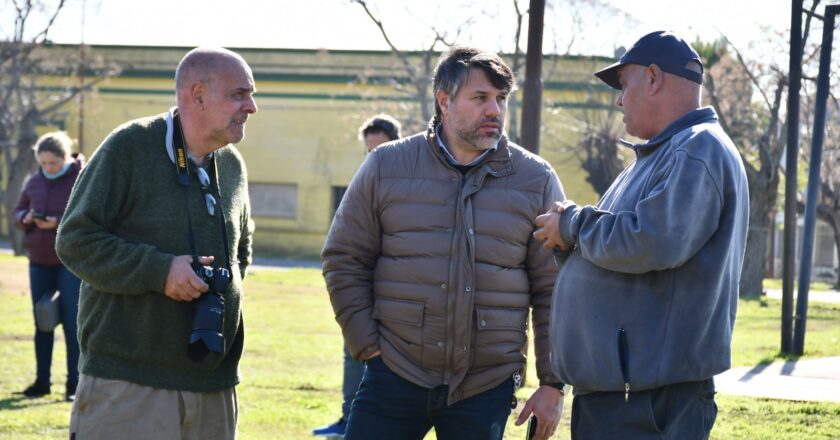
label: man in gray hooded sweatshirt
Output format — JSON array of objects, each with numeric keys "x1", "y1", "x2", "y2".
[{"x1": 533, "y1": 31, "x2": 749, "y2": 439}]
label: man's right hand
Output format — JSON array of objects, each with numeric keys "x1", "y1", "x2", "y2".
[
  {"x1": 363, "y1": 350, "x2": 381, "y2": 361},
  {"x1": 164, "y1": 255, "x2": 214, "y2": 301}
]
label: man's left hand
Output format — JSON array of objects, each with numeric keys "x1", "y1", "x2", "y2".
[
  {"x1": 533, "y1": 200, "x2": 575, "y2": 251},
  {"x1": 514, "y1": 385, "x2": 565, "y2": 440}
]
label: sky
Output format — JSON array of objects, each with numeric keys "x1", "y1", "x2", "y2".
[{"x1": 2, "y1": 0, "x2": 795, "y2": 60}]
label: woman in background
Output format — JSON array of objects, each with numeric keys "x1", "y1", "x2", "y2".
[{"x1": 13, "y1": 131, "x2": 84, "y2": 401}]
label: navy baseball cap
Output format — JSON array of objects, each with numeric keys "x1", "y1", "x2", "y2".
[{"x1": 595, "y1": 31, "x2": 704, "y2": 90}]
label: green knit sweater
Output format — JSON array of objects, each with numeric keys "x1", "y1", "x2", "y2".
[{"x1": 56, "y1": 113, "x2": 254, "y2": 392}]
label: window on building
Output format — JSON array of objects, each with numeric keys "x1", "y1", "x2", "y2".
[
  {"x1": 249, "y1": 183, "x2": 297, "y2": 219},
  {"x1": 333, "y1": 186, "x2": 348, "y2": 217}
]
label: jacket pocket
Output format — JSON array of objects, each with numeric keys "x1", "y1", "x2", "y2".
[
  {"x1": 473, "y1": 307, "x2": 528, "y2": 368},
  {"x1": 373, "y1": 298, "x2": 424, "y2": 327},
  {"x1": 373, "y1": 298, "x2": 424, "y2": 362},
  {"x1": 476, "y1": 307, "x2": 528, "y2": 331}
]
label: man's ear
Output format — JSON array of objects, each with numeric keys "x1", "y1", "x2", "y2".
[
  {"x1": 646, "y1": 64, "x2": 664, "y2": 95},
  {"x1": 436, "y1": 89, "x2": 450, "y2": 115},
  {"x1": 191, "y1": 82, "x2": 206, "y2": 108}
]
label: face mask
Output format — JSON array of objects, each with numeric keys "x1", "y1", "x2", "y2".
[{"x1": 43, "y1": 162, "x2": 72, "y2": 180}]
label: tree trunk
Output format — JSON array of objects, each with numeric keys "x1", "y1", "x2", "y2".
[
  {"x1": 740, "y1": 217, "x2": 769, "y2": 298},
  {"x1": 3, "y1": 110, "x2": 39, "y2": 255},
  {"x1": 508, "y1": 93, "x2": 519, "y2": 144},
  {"x1": 827, "y1": 209, "x2": 840, "y2": 289},
  {"x1": 739, "y1": 172, "x2": 778, "y2": 298},
  {"x1": 3, "y1": 151, "x2": 35, "y2": 255}
]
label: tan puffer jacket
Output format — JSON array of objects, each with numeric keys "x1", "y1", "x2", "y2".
[{"x1": 322, "y1": 121, "x2": 565, "y2": 404}]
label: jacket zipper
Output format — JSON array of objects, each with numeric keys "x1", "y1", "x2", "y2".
[
  {"x1": 443, "y1": 173, "x2": 466, "y2": 385},
  {"x1": 617, "y1": 327, "x2": 630, "y2": 402}
]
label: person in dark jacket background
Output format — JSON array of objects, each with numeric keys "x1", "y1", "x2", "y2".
[
  {"x1": 13, "y1": 131, "x2": 84, "y2": 401},
  {"x1": 534, "y1": 31, "x2": 749, "y2": 439}
]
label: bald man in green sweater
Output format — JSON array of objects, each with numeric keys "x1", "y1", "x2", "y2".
[{"x1": 57, "y1": 47, "x2": 257, "y2": 440}]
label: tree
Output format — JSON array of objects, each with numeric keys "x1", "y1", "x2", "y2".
[
  {"x1": 504, "y1": 0, "x2": 526, "y2": 144},
  {"x1": 0, "y1": 0, "x2": 117, "y2": 253},
  {"x1": 695, "y1": 0, "x2": 826, "y2": 298},
  {"x1": 351, "y1": 0, "x2": 473, "y2": 132},
  {"x1": 697, "y1": 38, "x2": 787, "y2": 299},
  {"x1": 570, "y1": 103, "x2": 625, "y2": 196}
]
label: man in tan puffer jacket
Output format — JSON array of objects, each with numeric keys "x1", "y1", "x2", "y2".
[{"x1": 322, "y1": 46, "x2": 566, "y2": 440}]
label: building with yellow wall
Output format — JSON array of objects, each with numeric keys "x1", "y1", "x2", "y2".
[{"x1": 29, "y1": 44, "x2": 617, "y2": 256}]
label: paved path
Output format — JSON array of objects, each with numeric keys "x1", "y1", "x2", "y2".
[
  {"x1": 765, "y1": 288, "x2": 840, "y2": 304},
  {"x1": 715, "y1": 356, "x2": 840, "y2": 403}
]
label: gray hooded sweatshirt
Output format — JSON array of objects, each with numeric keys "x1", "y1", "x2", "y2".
[{"x1": 549, "y1": 107, "x2": 749, "y2": 395}]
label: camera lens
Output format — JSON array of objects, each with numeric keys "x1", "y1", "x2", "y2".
[
  {"x1": 187, "y1": 266, "x2": 231, "y2": 362},
  {"x1": 188, "y1": 291, "x2": 225, "y2": 362}
]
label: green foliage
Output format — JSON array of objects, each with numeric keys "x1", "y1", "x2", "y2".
[
  {"x1": 1, "y1": 255, "x2": 839, "y2": 439},
  {"x1": 692, "y1": 37, "x2": 727, "y2": 69},
  {"x1": 713, "y1": 395, "x2": 840, "y2": 439},
  {"x1": 732, "y1": 298, "x2": 840, "y2": 366}
]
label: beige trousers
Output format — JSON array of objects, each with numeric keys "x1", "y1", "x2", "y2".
[{"x1": 69, "y1": 373, "x2": 237, "y2": 440}]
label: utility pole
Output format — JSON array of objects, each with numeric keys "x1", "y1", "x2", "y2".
[
  {"x1": 793, "y1": 3, "x2": 840, "y2": 355},
  {"x1": 519, "y1": 0, "x2": 545, "y2": 154},
  {"x1": 781, "y1": 0, "x2": 803, "y2": 354}
]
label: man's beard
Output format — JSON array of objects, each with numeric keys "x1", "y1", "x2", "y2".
[{"x1": 449, "y1": 111, "x2": 503, "y2": 151}]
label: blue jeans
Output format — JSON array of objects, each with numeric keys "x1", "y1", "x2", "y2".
[
  {"x1": 29, "y1": 263, "x2": 81, "y2": 387},
  {"x1": 342, "y1": 345, "x2": 365, "y2": 420},
  {"x1": 345, "y1": 356, "x2": 513, "y2": 440}
]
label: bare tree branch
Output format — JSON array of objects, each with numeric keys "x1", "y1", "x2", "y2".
[
  {"x1": 31, "y1": 0, "x2": 66, "y2": 43},
  {"x1": 721, "y1": 34, "x2": 774, "y2": 110},
  {"x1": 1, "y1": 1, "x2": 118, "y2": 254},
  {"x1": 353, "y1": 0, "x2": 419, "y2": 80}
]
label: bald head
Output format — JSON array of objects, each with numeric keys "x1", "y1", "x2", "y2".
[
  {"x1": 175, "y1": 47, "x2": 249, "y2": 92},
  {"x1": 174, "y1": 46, "x2": 257, "y2": 157}
]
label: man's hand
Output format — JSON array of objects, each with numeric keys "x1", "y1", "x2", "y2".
[
  {"x1": 514, "y1": 385, "x2": 565, "y2": 440},
  {"x1": 164, "y1": 255, "x2": 214, "y2": 301},
  {"x1": 533, "y1": 200, "x2": 575, "y2": 251},
  {"x1": 363, "y1": 350, "x2": 381, "y2": 361}
]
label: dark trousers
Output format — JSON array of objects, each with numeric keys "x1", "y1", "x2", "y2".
[
  {"x1": 571, "y1": 378, "x2": 717, "y2": 440},
  {"x1": 345, "y1": 356, "x2": 514, "y2": 440},
  {"x1": 29, "y1": 263, "x2": 81, "y2": 387},
  {"x1": 341, "y1": 345, "x2": 366, "y2": 420}
]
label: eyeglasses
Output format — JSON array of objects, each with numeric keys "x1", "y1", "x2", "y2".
[{"x1": 196, "y1": 166, "x2": 217, "y2": 217}]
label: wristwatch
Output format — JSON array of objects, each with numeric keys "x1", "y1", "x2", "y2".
[{"x1": 545, "y1": 382, "x2": 568, "y2": 396}]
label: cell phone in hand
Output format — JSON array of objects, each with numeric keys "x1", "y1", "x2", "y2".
[
  {"x1": 527, "y1": 415, "x2": 537, "y2": 439},
  {"x1": 32, "y1": 212, "x2": 48, "y2": 221}
]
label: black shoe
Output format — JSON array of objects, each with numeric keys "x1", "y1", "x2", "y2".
[
  {"x1": 65, "y1": 383, "x2": 77, "y2": 402},
  {"x1": 19, "y1": 382, "x2": 51, "y2": 398}
]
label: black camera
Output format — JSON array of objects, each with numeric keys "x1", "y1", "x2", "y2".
[{"x1": 188, "y1": 265, "x2": 232, "y2": 362}]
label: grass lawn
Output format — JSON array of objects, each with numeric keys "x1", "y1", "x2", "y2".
[{"x1": 1, "y1": 251, "x2": 839, "y2": 439}]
